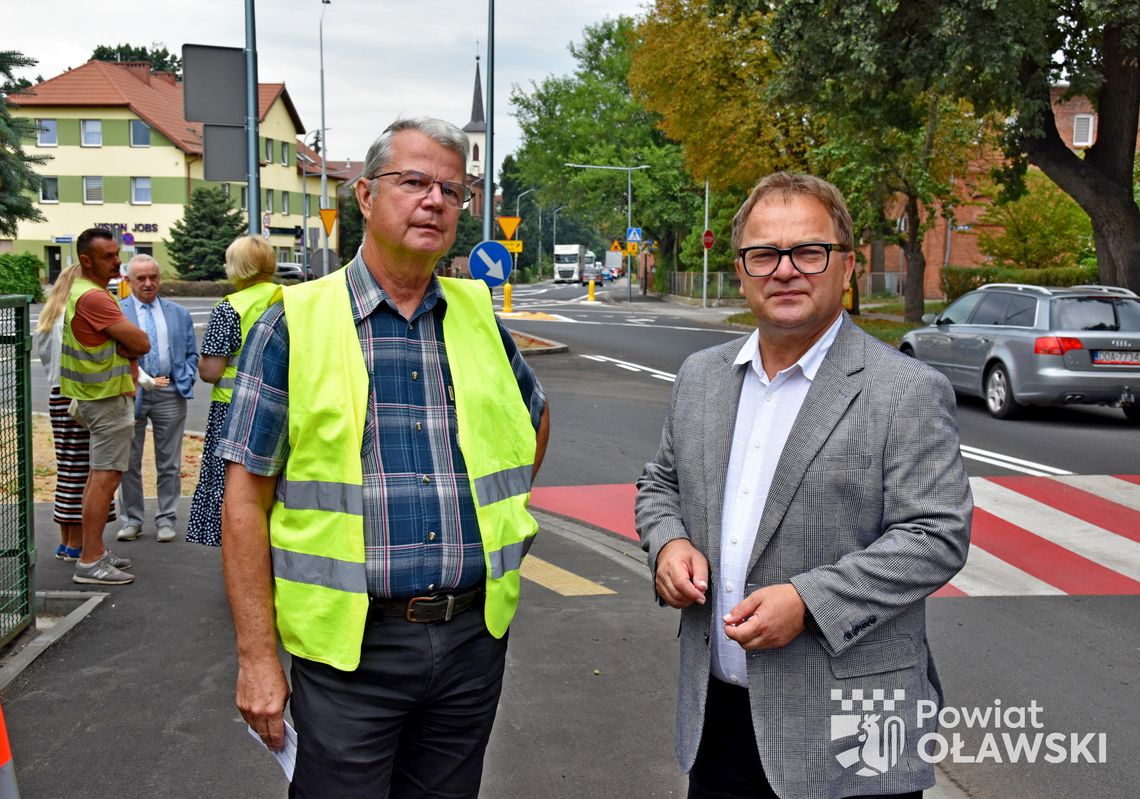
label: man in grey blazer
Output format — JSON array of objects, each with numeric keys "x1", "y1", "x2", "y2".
[
  {"x1": 636, "y1": 173, "x2": 971, "y2": 799},
  {"x1": 117, "y1": 255, "x2": 199, "y2": 543}
]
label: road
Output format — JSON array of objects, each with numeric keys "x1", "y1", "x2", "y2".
[{"x1": 20, "y1": 279, "x2": 1139, "y2": 797}]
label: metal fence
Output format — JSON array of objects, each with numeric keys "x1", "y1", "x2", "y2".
[
  {"x1": 665, "y1": 271, "x2": 743, "y2": 303},
  {"x1": 0, "y1": 296, "x2": 35, "y2": 648}
]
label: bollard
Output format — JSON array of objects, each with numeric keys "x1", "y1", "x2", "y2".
[
  {"x1": 503, "y1": 283, "x2": 512, "y2": 314},
  {"x1": 0, "y1": 704, "x2": 21, "y2": 798},
  {"x1": 588, "y1": 279, "x2": 595, "y2": 302}
]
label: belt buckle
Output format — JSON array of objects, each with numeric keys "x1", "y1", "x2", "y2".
[{"x1": 404, "y1": 594, "x2": 456, "y2": 623}]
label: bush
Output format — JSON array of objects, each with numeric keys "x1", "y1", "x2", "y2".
[
  {"x1": 160, "y1": 279, "x2": 234, "y2": 297},
  {"x1": 941, "y1": 264, "x2": 1100, "y2": 301},
  {"x1": 0, "y1": 252, "x2": 45, "y2": 301}
]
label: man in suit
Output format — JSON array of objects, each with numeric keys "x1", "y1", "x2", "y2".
[
  {"x1": 636, "y1": 172, "x2": 972, "y2": 799},
  {"x1": 117, "y1": 254, "x2": 199, "y2": 543}
]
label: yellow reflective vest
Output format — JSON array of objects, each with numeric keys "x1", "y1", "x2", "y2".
[
  {"x1": 59, "y1": 277, "x2": 134, "y2": 400},
  {"x1": 269, "y1": 271, "x2": 539, "y2": 671},
  {"x1": 211, "y1": 281, "x2": 280, "y2": 404}
]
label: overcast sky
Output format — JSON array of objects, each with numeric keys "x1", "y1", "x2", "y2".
[{"x1": 13, "y1": 0, "x2": 645, "y2": 178}]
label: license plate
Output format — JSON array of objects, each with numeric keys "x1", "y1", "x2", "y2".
[{"x1": 1091, "y1": 350, "x2": 1140, "y2": 365}]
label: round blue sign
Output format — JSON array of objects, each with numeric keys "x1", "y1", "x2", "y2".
[{"x1": 468, "y1": 240, "x2": 513, "y2": 287}]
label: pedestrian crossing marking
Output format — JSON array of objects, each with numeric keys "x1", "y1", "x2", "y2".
[{"x1": 521, "y1": 556, "x2": 616, "y2": 597}]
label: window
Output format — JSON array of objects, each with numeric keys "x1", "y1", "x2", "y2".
[
  {"x1": 81, "y1": 119, "x2": 102, "y2": 147},
  {"x1": 305, "y1": 193, "x2": 312, "y2": 215},
  {"x1": 472, "y1": 142, "x2": 480, "y2": 162},
  {"x1": 264, "y1": 138, "x2": 273, "y2": 162},
  {"x1": 130, "y1": 119, "x2": 151, "y2": 147},
  {"x1": 266, "y1": 189, "x2": 274, "y2": 213},
  {"x1": 1054, "y1": 297, "x2": 1140, "y2": 332},
  {"x1": 40, "y1": 176, "x2": 59, "y2": 203},
  {"x1": 937, "y1": 293, "x2": 983, "y2": 325},
  {"x1": 131, "y1": 177, "x2": 152, "y2": 205},
  {"x1": 37, "y1": 119, "x2": 57, "y2": 146},
  {"x1": 1072, "y1": 114, "x2": 1095, "y2": 147},
  {"x1": 281, "y1": 141, "x2": 288, "y2": 165},
  {"x1": 83, "y1": 176, "x2": 103, "y2": 204},
  {"x1": 281, "y1": 191, "x2": 289, "y2": 215},
  {"x1": 240, "y1": 186, "x2": 248, "y2": 210},
  {"x1": 1002, "y1": 295, "x2": 1038, "y2": 327},
  {"x1": 970, "y1": 293, "x2": 1010, "y2": 326}
]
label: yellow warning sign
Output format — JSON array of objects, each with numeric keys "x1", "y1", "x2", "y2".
[
  {"x1": 609, "y1": 239, "x2": 623, "y2": 252},
  {"x1": 319, "y1": 208, "x2": 338, "y2": 236},
  {"x1": 497, "y1": 216, "x2": 522, "y2": 240},
  {"x1": 497, "y1": 240, "x2": 523, "y2": 253},
  {"x1": 626, "y1": 242, "x2": 639, "y2": 256}
]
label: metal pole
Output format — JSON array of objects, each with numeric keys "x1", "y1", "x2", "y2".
[
  {"x1": 702, "y1": 178, "x2": 709, "y2": 308},
  {"x1": 537, "y1": 207, "x2": 542, "y2": 280},
  {"x1": 482, "y1": 0, "x2": 495, "y2": 243},
  {"x1": 319, "y1": 0, "x2": 331, "y2": 274},
  {"x1": 244, "y1": 0, "x2": 260, "y2": 235},
  {"x1": 626, "y1": 167, "x2": 632, "y2": 303}
]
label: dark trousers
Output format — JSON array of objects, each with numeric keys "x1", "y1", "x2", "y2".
[
  {"x1": 689, "y1": 678, "x2": 922, "y2": 799},
  {"x1": 289, "y1": 603, "x2": 508, "y2": 799}
]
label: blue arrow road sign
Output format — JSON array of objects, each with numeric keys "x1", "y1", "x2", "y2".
[
  {"x1": 625, "y1": 227, "x2": 643, "y2": 243},
  {"x1": 469, "y1": 240, "x2": 513, "y2": 287}
]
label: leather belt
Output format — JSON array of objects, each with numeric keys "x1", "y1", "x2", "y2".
[{"x1": 371, "y1": 586, "x2": 484, "y2": 623}]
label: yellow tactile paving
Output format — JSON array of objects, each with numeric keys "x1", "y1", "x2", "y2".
[
  {"x1": 497, "y1": 311, "x2": 561, "y2": 321},
  {"x1": 520, "y1": 556, "x2": 617, "y2": 597}
]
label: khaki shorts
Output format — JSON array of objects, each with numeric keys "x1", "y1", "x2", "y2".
[{"x1": 71, "y1": 395, "x2": 135, "y2": 472}]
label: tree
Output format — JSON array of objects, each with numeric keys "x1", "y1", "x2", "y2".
[
  {"x1": 337, "y1": 184, "x2": 363, "y2": 262},
  {"x1": 976, "y1": 169, "x2": 1095, "y2": 270},
  {"x1": 766, "y1": 0, "x2": 1140, "y2": 293},
  {"x1": 166, "y1": 187, "x2": 247, "y2": 280},
  {"x1": 91, "y1": 43, "x2": 182, "y2": 78},
  {"x1": 510, "y1": 18, "x2": 702, "y2": 271},
  {"x1": 0, "y1": 51, "x2": 48, "y2": 237}
]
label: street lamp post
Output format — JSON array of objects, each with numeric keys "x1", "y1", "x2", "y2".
[
  {"x1": 564, "y1": 162, "x2": 650, "y2": 302},
  {"x1": 318, "y1": 0, "x2": 331, "y2": 275},
  {"x1": 514, "y1": 188, "x2": 535, "y2": 278}
]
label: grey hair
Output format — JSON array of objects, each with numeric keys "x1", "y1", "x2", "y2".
[
  {"x1": 361, "y1": 118, "x2": 469, "y2": 186},
  {"x1": 126, "y1": 254, "x2": 159, "y2": 276},
  {"x1": 731, "y1": 172, "x2": 855, "y2": 253}
]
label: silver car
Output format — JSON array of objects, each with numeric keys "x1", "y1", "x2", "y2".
[{"x1": 900, "y1": 284, "x2": 1140, "y2": 422}]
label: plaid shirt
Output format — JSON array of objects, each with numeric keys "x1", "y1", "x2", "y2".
[{"x1": 216, "y1": 253, "x2": 545, "y2": 598}]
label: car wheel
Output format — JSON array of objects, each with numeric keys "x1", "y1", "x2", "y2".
[
  {"x1": 900, "y1": 345, "x2": 915, "y2": 357},
  {"x1": 984, "y1": 363, "x2": 1022, "y2": 419},
  {"x1": 1123, "y1": 406, "x2": 1140, "y2": 425}
]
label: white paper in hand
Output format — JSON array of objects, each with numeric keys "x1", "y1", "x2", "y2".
[{"x1": 247, "y1": 720, "x2": 298, "y2": 781}]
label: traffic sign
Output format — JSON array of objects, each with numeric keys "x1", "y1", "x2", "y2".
[
  {"x1": 626, "y1": 242, "x2": 640, "y2": 256},
  {"x1": 122, "y1": 232, "x2": 136, "y2": 246},
  {"x1": 609, "y1": 240, "x2": 623, "y2": 252},
  {"x1": 497, "y1": 240, "x2": 523, "y2": 253},
  {"x1": 644, "y1": 238, "x2": 656, "y2": 252},
  {"x1": 625, "y1": 227, "x2": 643, "y2": 243},
  {"x1": 469, "y1": 240, "x2": 513, "y2": 287},
  {"x1": 702, "y1": 229, "x2": 715, "y2": 250},
  {"x1": 52, "y1": 236, "x2": 73, "y2": 244},
  {"x1": 496, "y1": 216, "x2": 522, "y2": 240},
  {"x1": 319, "y1": 209, "x2": 338, "y2": 236}
]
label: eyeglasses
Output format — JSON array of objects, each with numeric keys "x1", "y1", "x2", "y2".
[
  {"x1": 368, "y1": 170, "x2": 472, "y2": 209},
  {"x1": 737, "y1": 242, "x2": 847, "y2": 277}
]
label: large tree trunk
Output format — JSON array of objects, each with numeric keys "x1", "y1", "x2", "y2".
[{"x1": 903, "y1": 194, "x2": 927, "y2": 322}]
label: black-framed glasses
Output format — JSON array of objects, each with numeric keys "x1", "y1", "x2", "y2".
[
  {"x1": 369, "y1": 170, "x2": 472, "y2": 209},
  {"x1": 737, "y1": 242, "x2": 847, "y2": 277}
]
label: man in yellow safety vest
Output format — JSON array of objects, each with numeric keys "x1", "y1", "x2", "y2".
[{"x1": 218, "y1": 118, "x2": 550, "y2": 798}]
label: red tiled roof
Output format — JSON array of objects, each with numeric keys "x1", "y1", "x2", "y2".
[
  {"x1": 295, "y1": 140, "x2": 358, "y2": 182},
  {"x1": 10, "y1": 60, "x2": 303, "y2": 156}
]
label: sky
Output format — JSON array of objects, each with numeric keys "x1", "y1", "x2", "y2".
[{"x1": 12, "y1": 0, "x2": 646, "y2": 178}]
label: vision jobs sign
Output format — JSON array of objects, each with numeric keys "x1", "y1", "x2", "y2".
[{"x1": 830, "y1": 690, "x2": 1107, "y2": 780}]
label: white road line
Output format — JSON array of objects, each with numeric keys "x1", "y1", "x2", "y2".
[
  {"x1": 614, "y1": 364, "x2": 641, "y2": 372},
  {"x1": 652, "y1": 374, "x2": 676, "y2": 382},
  {"x1": 950, "y1": 545, "x2": 1065, "y2": 596},
  {"x1": 960, "y1": 445, "x2": 1071, "y2": 476},
  {"x1": 1050, "y1": 475, "x2": 1140, "y2": 512},
  {"x1": 971, "y1": 478, "x2": 1140, "y2": 581},
  {"x1": 959, "y1": 451, "x2": 1056, "y2": 477}
]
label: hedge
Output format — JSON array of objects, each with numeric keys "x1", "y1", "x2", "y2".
[
  {"x1": 941, "y1": 264, "x2": 1100, "y2": 302},
  {"x1": 0, "y1": 252, "x2": 45, "y2": 302},
  {"x1": 160, "y1": 279, "x2": 235, "y2": 297}
]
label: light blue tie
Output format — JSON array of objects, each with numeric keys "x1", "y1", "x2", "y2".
[{"x1": 141, "y1": 303, "x2": 160, "y2": 376}]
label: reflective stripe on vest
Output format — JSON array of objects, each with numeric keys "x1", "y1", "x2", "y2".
[
  {"x1": 212, "y1": 281, "x2": 281, "y2": 404},
  {"x1": 269, "y1": 270, "x2": 538, "y2": 670},
  {"x1": 59, "y1": 278, "x2": 134, "y2": 400}
]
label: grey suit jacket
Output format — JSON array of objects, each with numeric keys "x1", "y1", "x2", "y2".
[{"x1": 636, "y1": 315, "x2": 972, "y2": 799}]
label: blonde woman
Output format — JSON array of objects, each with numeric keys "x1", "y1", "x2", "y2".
[
  {"x1": 186, "y1": 236, "x2": 279, "y2": 546},
  {"x1": 34, "y1": 264, "x2": 116, "y2": 560}
]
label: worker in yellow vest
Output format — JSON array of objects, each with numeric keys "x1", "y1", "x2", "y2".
[{"x1": 219, "y1": 118, "x2": 550, "y2": 799}]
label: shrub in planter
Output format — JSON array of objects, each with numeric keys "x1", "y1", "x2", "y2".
[{"x1": 0, "y1": 252, "x2": 45, "y2": 302}]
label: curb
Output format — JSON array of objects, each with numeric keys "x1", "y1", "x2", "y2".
[{"x1": 0, "y1": 591, "x2": 107, "y2": 693}]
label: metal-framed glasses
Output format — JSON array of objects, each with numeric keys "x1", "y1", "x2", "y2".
[
  {"x1": 369, "y1": 170, "x2": 473, "y2": 209},
  {"x1": 737, "y1": 242, "x2": 847, "y2": 277}
]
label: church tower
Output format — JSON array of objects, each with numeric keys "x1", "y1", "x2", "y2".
[{"x1": 463, "y1": 56, "x2": 486, "y2": 180}]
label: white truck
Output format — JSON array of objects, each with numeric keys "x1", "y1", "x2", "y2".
[{"x1": 553, "y1": 244, "x2": 586, "y2": 283}]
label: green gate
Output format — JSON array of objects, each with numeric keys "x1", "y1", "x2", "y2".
[{"x1": 0, "y1": 296, "x2": 35, "y2": 648}]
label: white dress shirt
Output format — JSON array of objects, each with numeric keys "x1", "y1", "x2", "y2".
[{"x1": 711, "y1": 314, "x2": 843, "y2": 686}]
